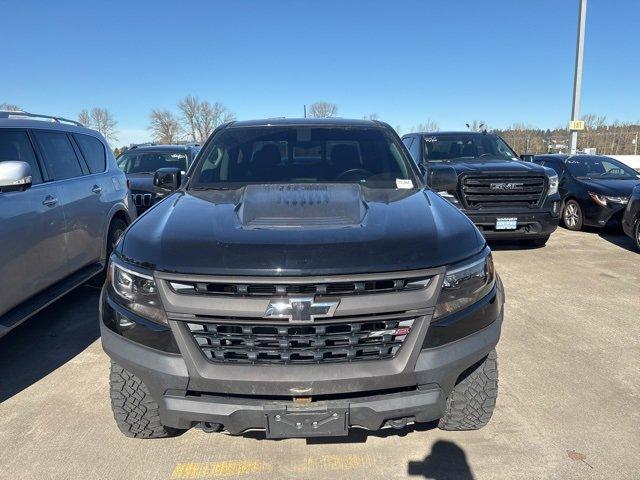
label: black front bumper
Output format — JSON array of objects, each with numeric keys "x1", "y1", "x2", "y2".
[
  {"x1": 464, "y1": 209, "x2": 560, "y2": 239},
  {"x1": 100, "y1": 279, "x2": 504, "y2": 435}
]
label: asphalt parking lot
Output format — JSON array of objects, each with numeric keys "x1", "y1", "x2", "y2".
[{"x1": 1, "y1": 227, "x2": 639, "y2": 480}]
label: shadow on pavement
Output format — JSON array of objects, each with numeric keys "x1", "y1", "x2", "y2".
[
  {"x1": 0, "y1": 286, "x2": 100, "y2": 403},
  {"x1": 407, "y1": 440, "x2": 474, "y2": 479},
  {"x1": 486, "y1": 239, "x2": 546, "y2": 251},
  {"x1": 598, "y1": 231, "x2": 637, "y2": 253}
]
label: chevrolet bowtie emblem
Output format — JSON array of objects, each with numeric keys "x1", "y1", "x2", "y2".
[{"x1": 264, "y1": 296, "x2": 340, "y2": 323}]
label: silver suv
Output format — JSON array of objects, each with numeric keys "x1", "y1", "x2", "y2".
[{"x1": 0, "y1": 111, "x2": 136, "y2": 336}]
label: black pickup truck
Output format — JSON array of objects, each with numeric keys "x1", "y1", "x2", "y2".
[
  {"x1": 100, "y1": 118, "x2": 504, "y2": 439},
  {"x1": 402, "y1": 131, "x2": 560, "y2": 246}
]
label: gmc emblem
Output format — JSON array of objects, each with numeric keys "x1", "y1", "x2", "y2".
[{"x1": 489, "y1": 182, "x2": 524, "y2": 191}]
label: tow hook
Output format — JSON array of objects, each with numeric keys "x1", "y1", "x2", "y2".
[{"x1": 385, "y1": 417, "x2": 414, "y2": 429}]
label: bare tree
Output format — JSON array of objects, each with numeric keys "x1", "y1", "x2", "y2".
[
  {"x1": 178, "y1": 95, "x2": 236, "y2": 143},
  {"x1": 308, "y1": 101, "x2": 338, "y2": 118},
  {"x1": 148, "y1": 109, "x2": 182, "y2": 144},
  {"x1": 411, "y1": 119, "x2": 440, "y2": 132},
  {"x1": 78, "y1": 107, "x2": 119, "y2": 142},
  {"x1": 0, "y1": 103, "x2": 22, "y2": 111},
  {"x1": 78, "y1": 109, "x2": 91, "y2": 127},
  {"x1": 466, "y1": 120, "x2": 488, "y2": 132},
  {"x1": 363, "y1": 113, "x2": 379, "y2": 120}
]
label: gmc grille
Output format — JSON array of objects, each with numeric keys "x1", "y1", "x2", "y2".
[
  {"x1": 461, "y1": 175, "x2": 546, "y2": 209},
  {"x1": 187, "y1": 317, "x2": 415, "y2": 364}
]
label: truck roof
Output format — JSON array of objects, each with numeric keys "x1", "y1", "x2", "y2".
[{"x1": 229, "y1": 118, "x2": 380, "y2": 128}]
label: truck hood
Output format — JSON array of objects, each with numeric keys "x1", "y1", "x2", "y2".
[
  {"x1": 117, "y1": 184, "x2": 483, "y2": 276},
  {"x1": 443, "y1": 158, "x2": 546, "y2": 176}
]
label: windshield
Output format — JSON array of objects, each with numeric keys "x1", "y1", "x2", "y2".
[
  {"x1": 423, "y1": 134, "x2": 519, "y2": 163},
  {"x1": 117, "y1": 151, "x2": 188, "y2": 174},
  {"x1": 566, "y1": 155, "x2": 639, "y2": 180},
  {"x1": 189, "y1": 126, "x2": 417, "y2": 189}
]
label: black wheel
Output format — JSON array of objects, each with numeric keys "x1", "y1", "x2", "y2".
[
  {"x1": 634, "y1": 219, "x2": 640, "y2": 252},
  {"x1": 110, "y1": 361, "x2": 184, "y2": 438},
  {"x1": 88, "y1": 217, "x2": 127, "y2": 287},
  {"x1": 438, "y1": 350, "x2": 498, "y2": 431},
  {"x1": 521, "y1": 235, "x2": 550, "y2": 248},
  {"x1": 562, "y1": 200, "x2": 583, "y2": 231}
]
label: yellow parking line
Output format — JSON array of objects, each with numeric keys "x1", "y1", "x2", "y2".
[
  {"x1": 172, "y1": 454, "x2": 373, "y2": 478},
  {"x1": 171, "y1": 461, "x2": 270, "y2": 478}
]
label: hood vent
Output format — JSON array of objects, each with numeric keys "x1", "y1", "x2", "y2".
[{"x1": 236, "y1": 184, "x2": 367, "y2": 229}]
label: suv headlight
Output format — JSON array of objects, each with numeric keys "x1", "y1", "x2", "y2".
[
  {"x1": 434, "y1": 249, "x2": 496, "y2": 319},
  {"x1": 547, "y1": 174, "x2": 559, "y2": 196},
  {"x1": 108, "y1": 260, "x2": 167, "y2": 324},
  {"x1": 588, "y1": 192, "x2": 629, "y2": 207}
]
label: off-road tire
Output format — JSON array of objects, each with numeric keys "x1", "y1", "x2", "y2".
[
  {"x1": 88, "y1": 217, "x2": 128, "y2": 287},
  {"x1": 438, "y1": 350, "x2": 498, "y2": 431},
  {"x1": 109, "y1": 361, "x2": 183, "y2": 438}
]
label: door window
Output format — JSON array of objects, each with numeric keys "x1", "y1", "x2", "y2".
[
  {"x1": 0, "y1": 130, "x2": 43, "y2": 184},
  {"x1": 75, "y1": 134, "x2": 106, "y2": 174},
  {"x1": 34, "y1": 131, "x2": 84, "y2": 180}
]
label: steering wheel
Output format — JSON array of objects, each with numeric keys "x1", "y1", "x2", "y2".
[{"x1": 336, "y1": 168, "x2": 374, "y2": 181}]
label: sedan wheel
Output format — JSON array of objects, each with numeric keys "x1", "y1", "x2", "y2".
[
  {"x1": 563, "y1": 200, "x2": 583, "y2": 231},
  {"x1": 635, "y1": 220, "x2": 640, "y2": 252}
]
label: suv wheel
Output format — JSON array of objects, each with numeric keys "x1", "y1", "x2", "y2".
[
  {"x1": 562, "y1": 200, "x2": 583, "y2": 231},
  {"x1": 88, "y1": 217, "x2": 127, "y2": 287},
  {"x1": 110, "y1": 361, "x2": 184, "y2": 438},
  {"x1": 635, "y1": 219, "x2": 640, "y2": 252},
  {"x1": 438, "y1": 350, "x2": 498, "y2": 431}
]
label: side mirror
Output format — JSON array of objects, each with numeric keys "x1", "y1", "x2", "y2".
[
  {"x1": 428, "y1": 166, "x2": 458, "y2": 192},
  {"x1": 153, "y1": 167, "x2": 182, "y2": 192},
  {"x1": 520, "y1": 154, "x2": 534, "y2": 162},
  {"x1": 0, "y1": 161, "x2": 32, "y2": 192}
]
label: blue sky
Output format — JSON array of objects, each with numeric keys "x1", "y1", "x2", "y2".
[{"x1": 1, "y1": 0, "x2": 638, "y2": 146}]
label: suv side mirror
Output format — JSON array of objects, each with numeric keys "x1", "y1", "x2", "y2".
[
  {"x1": 428, "y1": 166, "x2": 458, "y2": 192},
  {"x1": 153, "y1": 167, "x2": 182, "y2": 192},
  {"x1": 520, "y1": 154, "x2": 534, "y2": 162},
  {"x1": 0, "y1": 161, "x2": 32, "y2": 192}
]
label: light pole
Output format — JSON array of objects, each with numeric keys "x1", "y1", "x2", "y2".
[{"x1": 570, "y1": 0, "x2": 587, "y2": 154}]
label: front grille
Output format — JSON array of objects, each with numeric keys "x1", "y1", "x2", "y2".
[
  {"x1": 187, "y1": 318, "x2": 414, "y2": 365},
  {"x1": 461, "y1": 175, "x2": 546, "y2": 209},
  {"x1": 169, "y1": 277, "x2": 427, "y2": 297},
  {"x1": 131, "y1": 192, "x2": 153, "y2": 207}
]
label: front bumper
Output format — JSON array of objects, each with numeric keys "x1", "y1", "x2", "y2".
[
  {"x1": 583, "y1": 202, "x2": 627, "y2": 228},
  {"x1": 463, "y1": 209, "x2": 560, "y2": 239},
  {"x1": 100, "y1": 278, "x2": 504, "y2": 434}
]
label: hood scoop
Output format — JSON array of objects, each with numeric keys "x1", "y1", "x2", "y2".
[{"x1": 236, "y1": 184, "x2": 368, "y2": 229}]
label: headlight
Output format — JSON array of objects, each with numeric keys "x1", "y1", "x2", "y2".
[
  {"x1": 108, "y1": 260, "x2": 167, "y2": 324},
  {"x1": 588, "y1": 192, "x2": 629, "y2": 207},
  {"x1": 434, "y1": 250, "x2": 496, "y2": 319},
  {"x1": 547, "y1": 175, "x2": 559, "y2": 196}
]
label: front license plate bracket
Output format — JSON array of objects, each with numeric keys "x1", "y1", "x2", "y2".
[{"x1": 265, "y1": 405, "x2": 348, "y2": 438}]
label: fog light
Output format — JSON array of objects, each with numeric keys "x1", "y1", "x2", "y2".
[{"x1": 116, "y1": 312, "x2": 135, "y2": 330}]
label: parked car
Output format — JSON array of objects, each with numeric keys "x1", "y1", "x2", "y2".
[
  {"x1": 116, "y1": 144, "x2": 200, "y2": 214},
  {"x1": 533, "y1": 154, "x2": 640, "y2": 231},
  {"x1": 402, "y1": 131, "x2": 561, "y2": 246},
  {"x1": 0, "y1": 110, "x2": 136, "y2": 337},
  {"x1": 622, "y1": 185, "x2": 640, "y2": 251},
  {"x1": 100, "y1": 118, "x2": 504, "y2": 439}
]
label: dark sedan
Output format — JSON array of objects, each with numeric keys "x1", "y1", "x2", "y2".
[
  {"x1": 622, "y1": 184, "x2": 640, "y2": 251},
  {"x1": 533, "y1": 154, "x2": 640, "y2": 231}
]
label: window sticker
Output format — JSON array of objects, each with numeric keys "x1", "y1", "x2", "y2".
[
  {"x1": 424, "y1": 137, "x2": 438, "y2": 142},
  {"x1": 396, "y1": 179, "x2": 414, "y2": 189}
]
